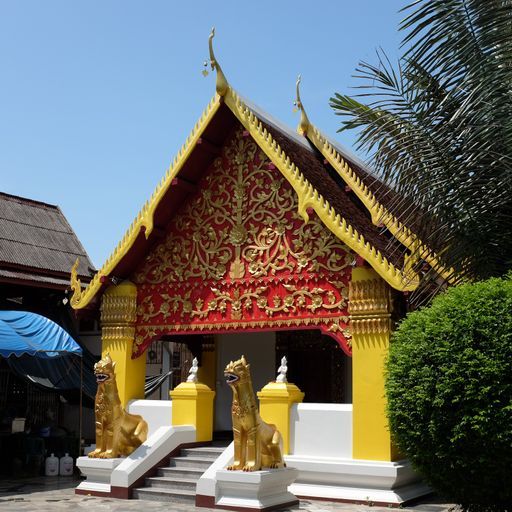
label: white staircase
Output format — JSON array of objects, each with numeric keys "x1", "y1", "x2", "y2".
[{"x1": 133, "y1": 445, "x2": 225, "y2": 503}]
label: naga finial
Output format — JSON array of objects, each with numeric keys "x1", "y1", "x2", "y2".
[
  {"x1": 70, "y1": 258, "x2": 83, "y2": 308},
  {"x1": 294, "y1": 74, "x2": 310, "y2": 136},
  {"x1": 206, "y1": 27, "x2": 229, "y2": 97}
]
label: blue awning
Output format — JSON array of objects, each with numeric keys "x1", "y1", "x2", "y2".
[{"x1": 0, "y1": 311, "x2": 82, "y2": 358}]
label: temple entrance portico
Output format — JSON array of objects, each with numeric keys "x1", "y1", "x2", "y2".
[{"x1": 69, "y1": 33, "x2": 440, "y2": 502}]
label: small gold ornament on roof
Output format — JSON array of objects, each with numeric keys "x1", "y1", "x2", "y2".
[
  {"x1": 295, "y1": 74, "x2": 310, "y2": 135},
  {"x1": 201, "y1": 27, "x2": 229, "y2": 96}
]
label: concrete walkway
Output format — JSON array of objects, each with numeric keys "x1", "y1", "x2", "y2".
[{"x1": 0, "y1": 477, "x2": 456, "y2": 512}]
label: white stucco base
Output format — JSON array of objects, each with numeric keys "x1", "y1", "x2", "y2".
[
  {"x1": 215, "y1": 468, "x2": 299, "y2": 510},
  {"x1": 285, "y1": 455, "x2": 430, "y2": 504},
  {"x1": 127, "y1": 399, "x2": 173, "y2": 437},
  {"x1": 197, "y1": 443, "x2": 429, "y2": 506},
  {"x1": 76, "y1": 423, "x2": 196, "y2": 496},
  {"x1": 76, "y1": 457, "x2": 123, "y2": 494},
  {"x1": 111, "y1": 425, "x2": 196, "y2": 488}
]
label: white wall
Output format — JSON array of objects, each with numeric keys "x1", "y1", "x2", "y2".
[
  {"x1": 214, "y1": 332, "x2": 276, "y2": 431},
  {"x1": 289, "y1": 403, "x2": 352, "y2": 458}
]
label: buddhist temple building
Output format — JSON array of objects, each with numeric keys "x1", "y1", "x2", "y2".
[{"x1": 71, "y1": 31, "x2": 439, "y2": 506}]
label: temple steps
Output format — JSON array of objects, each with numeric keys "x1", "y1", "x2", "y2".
[{"x1": 133, "y1": 444, "x2": 226, "y2": 503}]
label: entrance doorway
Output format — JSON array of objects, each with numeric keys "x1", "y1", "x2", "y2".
[{"x1": 276, "y1": 330, "x2": 352, "y2": 403}]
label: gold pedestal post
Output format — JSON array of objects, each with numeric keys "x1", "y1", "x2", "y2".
[
  {"x1": 257, "y1": 382, "x2": 304, "y2": 455},
  {"x1": 100, "y1": 280, "x2": 146, "y2": 407},
  {"x1": 170, "y1": 382, "x2": 215, "y2": 442},
  {"x1": 349, "y1": 267, "x2": 398, "y2": 461}
]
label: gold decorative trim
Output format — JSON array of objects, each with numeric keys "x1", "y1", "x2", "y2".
[
  {"x1": 102, "y1": 326, "x2": 136, "y2": 341},
  {"x1": 350, "y1": 316, "x2": 391, "y2": 335},
  {"x1": 348, "y1": 278, "x2": 392, "y2": 335},
  {"x1": 101, "y1": 295, "x2": 137, "y2": 326},
  {"x1": 305, "y1": 124, "x2": 455, "y2": 283},
  {"x1": 71, "y1": 95, "x2": 222, "y2": 309},
  {"x1": 70, "y1": 258, "x2": 83, "y2": 308},
  {"x1": 224, "y1": 89, "x2": 419, "y2": 291},
  {"x1": 135, "y1": 315, "x2": 349, "y2": 348},
  {"x1": 348, "y1": 278, "x2": 391, "y2": 317}
]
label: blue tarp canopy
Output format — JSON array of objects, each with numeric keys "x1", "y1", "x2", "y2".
[{"x1": 0, "y1": 311, "x2": 82, "y2": 358}]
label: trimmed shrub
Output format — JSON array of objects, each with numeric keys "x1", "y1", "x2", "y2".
[{"x1": 386, "y1": 277, "x2": 512, "y2": 511}]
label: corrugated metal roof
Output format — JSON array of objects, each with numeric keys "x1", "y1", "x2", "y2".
[{"x1": 0, "y1": 192, "x2": 94, "y2": 282}]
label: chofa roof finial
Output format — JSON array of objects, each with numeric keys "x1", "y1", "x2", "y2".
[
  {"x1": 294, "y1": 74, "x2": 310, "y2": 136},
  {"x1": 206, "y1": 27, "x2": 229, "y2": 97}
]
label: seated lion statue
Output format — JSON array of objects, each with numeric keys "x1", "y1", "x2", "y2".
[
  {"x1": 224, "y1": 355, "x2": 285, "y2": 471},
  {"x1": 88, "y1": 353, "x2": 148, "y2": 459}
]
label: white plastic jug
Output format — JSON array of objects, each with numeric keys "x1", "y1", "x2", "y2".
[
  {"x1": 45, "y1": 453, "x2": 59, "y2": 476},
  {"x1": 59, "y1": 453, "x2": 73, "y2": 476}
]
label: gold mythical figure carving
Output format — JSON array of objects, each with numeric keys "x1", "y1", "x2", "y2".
[
  {"x1": 88, "y1": 354, "x2": 148, "y2": 458},
  {"x1": 224, "y1": 356, "x2": 285, "y2": 471}
]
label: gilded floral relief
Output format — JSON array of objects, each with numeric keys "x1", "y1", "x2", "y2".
[{"x1": 131, "y1": 127, "x2": 353, "y2": 357}]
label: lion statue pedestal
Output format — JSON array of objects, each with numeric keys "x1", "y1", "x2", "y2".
[{"x1": 213, "y1": 356, "x2": 298, "y2": 511}]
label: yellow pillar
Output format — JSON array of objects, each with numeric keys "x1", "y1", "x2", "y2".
[
  {"x1": 349, "y1": 267, "x2": 397, "y2": 461},
  {"x1": 170, "y1": 381, "x2": 215, "y2": 442},
  {"x1": 257, "y1": 381, "x2": 304, "y2": 455},
  {"x1": 100, "y1": 280, "x2": 146, "y2": 407}
]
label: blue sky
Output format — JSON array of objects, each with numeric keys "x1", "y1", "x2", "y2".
[{"x1": 0, "y1": 1, "x2": 404, "y2": 268}]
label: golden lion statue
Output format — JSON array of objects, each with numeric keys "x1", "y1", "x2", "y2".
[
  {"x1": 88, "y1": 353, "x2": 148, "y2": 458},
  {"x1": 224, "y1": 356, "x2": 285, "y2": 471}
]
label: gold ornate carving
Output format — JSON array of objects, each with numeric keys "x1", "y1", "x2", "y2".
[
  {"x1": 134, "y1": 315, "x2": 349, "y2": 346},
  {"x1": 348, "y1": 278, "x2": 392, "y2": 335},
  {"x1": 101, "y1": 326, "x2": 136, "y2": 341},
  {"x1": 224, "y1": 356, "x2": 285, "y2": 471},
  {"x1": 101, "y1": 284, "x2": 137, "y2": 326},
  {"x1": 224, "y1": 88, "x2": 420, "y2": 291},
  {"x1": 88, "y1": 354, "x2": 148, "y2": 458},
  {"x1": 137, "y1": 282, "x2": 347, "y2": 324},
  {"x1": 131, "y1": 128, "x2": 353, "y2": 351},
  {"x1": 348, "y1": 278, "x2": 391, "y2": 317},
  {"x1": 70, "y1": 258, "x2": 83, "y2": 308},
  {"x1": 133, "y1": 130, "x2": 352, "y2": 288}
]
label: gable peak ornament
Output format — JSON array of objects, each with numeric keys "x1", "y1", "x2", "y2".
[{"x1": 202, "y1": 27, "x2": 229, "y2": 97}]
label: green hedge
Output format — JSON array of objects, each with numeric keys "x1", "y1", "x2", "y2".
[{"x1": 386, "y1": 277, "x2": 512, "y2": 511}]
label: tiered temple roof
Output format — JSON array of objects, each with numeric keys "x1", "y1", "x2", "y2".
[{"x1": 71, "y1": 30, "x2": 445, "y2": 310}]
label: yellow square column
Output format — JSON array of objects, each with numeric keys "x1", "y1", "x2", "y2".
[
  {"x1": 100, "y1": 280, "x2": 146, "y2": 407},
  {"x1": 349, "y1": 267, "x2": 398, "y2": 462},
  {"x1": 257, "y1": 382, "x2": 304, "y2": 455},
  {"x1": 170, "y1": 382, "x2": 215, "y2": 442}
]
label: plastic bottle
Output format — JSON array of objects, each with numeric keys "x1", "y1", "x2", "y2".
[
  {"x1": 59, "y1": 453, "x2": 74, "y2": 476},
  {"x1": 45, "y1": 453, "x2": 59, "y2": 476}
]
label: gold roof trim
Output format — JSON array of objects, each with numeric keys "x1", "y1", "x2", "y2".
[
  {"x1": 305, "y1": 124, "x2": 455, "y2": 283},
  {"x1": 224, "y1": 89, "x2": 419, "y2": 291},
  {"x1": 70, "y1": 95, "x2": 222, "y2": 309}
]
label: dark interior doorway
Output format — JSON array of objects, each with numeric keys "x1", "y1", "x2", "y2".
[{"x1": 276, "y1": 330, "x2": 351, "y2": 403}]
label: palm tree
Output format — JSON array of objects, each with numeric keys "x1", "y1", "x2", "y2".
[{"x1": 331, "y1": 0, "x2": 512, "y2": 291}]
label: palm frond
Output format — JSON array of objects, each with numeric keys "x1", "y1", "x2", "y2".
[{"x1": 331, "y1": 0, "x2": 512, "y2": 301}]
